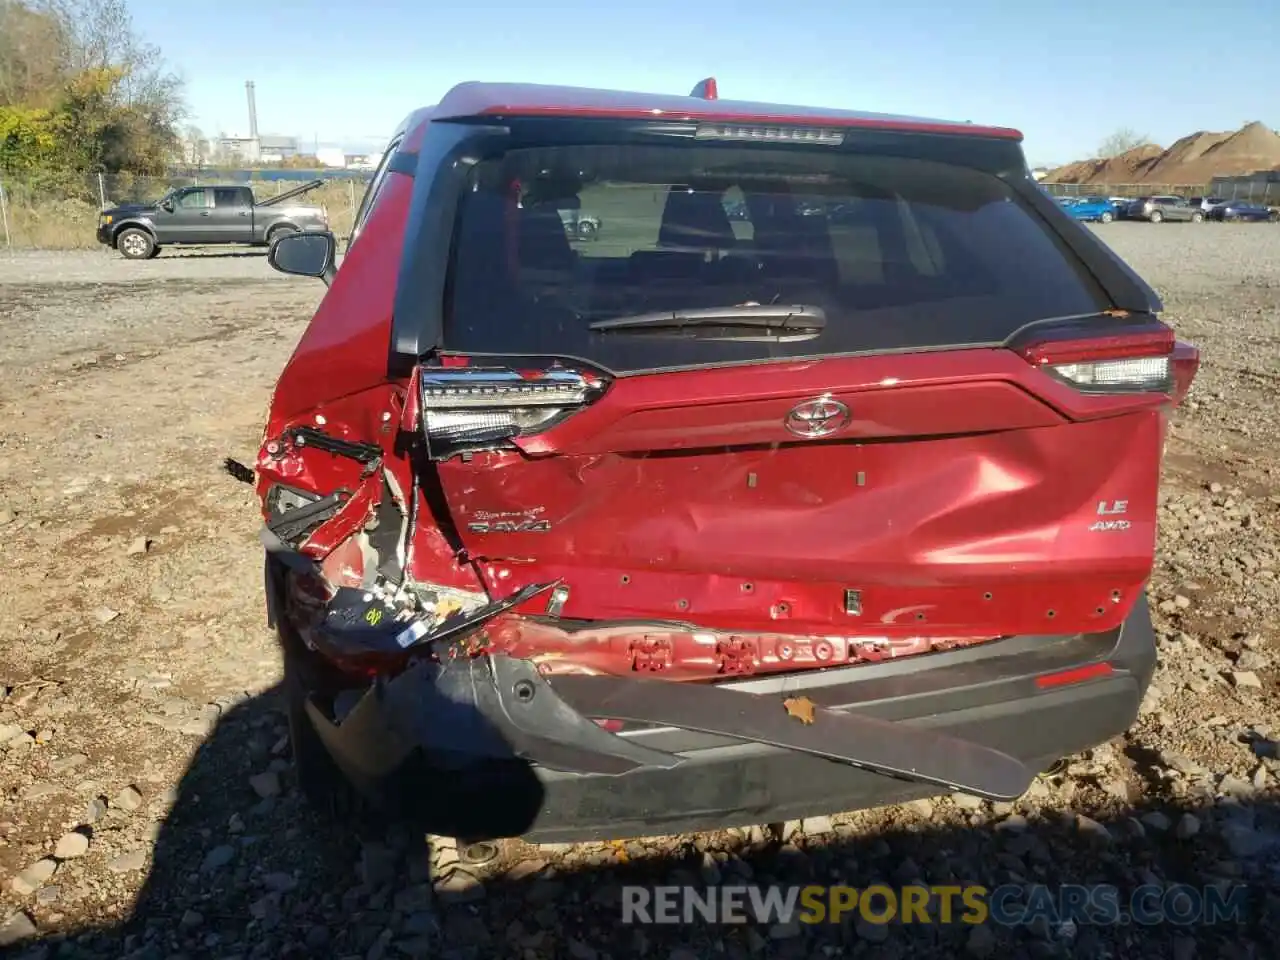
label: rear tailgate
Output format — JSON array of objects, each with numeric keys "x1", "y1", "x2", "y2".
[{"x1": 409, "y1": 124, "x2": 1194, "y2": 650}]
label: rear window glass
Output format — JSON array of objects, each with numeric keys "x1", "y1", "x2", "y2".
[{"x1": 445, "y1": 144, "x2": 1109, "y2": 373}]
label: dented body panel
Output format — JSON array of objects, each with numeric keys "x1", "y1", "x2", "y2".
[{"x1": 254, "y1": 79, "x2": 1195, "y2": 840}]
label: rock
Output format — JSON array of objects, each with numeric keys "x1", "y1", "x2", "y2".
[
  {"x1": 1076, "y1": 815, "x2": 1112, "y2": 843},
  {"x1": 11, "y1": 859, "x2": 57, "y2": 895},
  {"x1": 1231, "y1": 671, "x2": 1262, "y2": 690},
  {"x1": 248, "y1": 770, "x2": 281, "y2": 799},
  {"x1": 261, "y1": 872, "x2": 297, "y2": 892},
  {"x1": 0, "y1": 510, "x2": 15, "y2": 526},
  {"x1": 768, "y1": 919, "x2": 802, "y2": 940},
  {"x1": 567, "y1": 939, "x2": 597, "y2": 960},
  {"x1": 112, "y1": 784, "x2": 143, "y2": 812},
  {"x1": 1173, "y1": 594, "x2": 1192, "y2": 609},
  {"x1": 1175, "y1": 813, "x2": 1201, "y2": 839},
  {"x1": 1172, "y1": 935, "x2": 1196, "y2": 960},
  {"x1": 855, "y1": 916, "x2": 890, "y2": 943},
  {"x1": 306, "y1": 925, "x2": 332, "y2": 950},
  {"x1": 0, "y1": 723, "x2": 24, "y2": 742},
  {"x1": 106, "y1": 849, "x2": 147, "y2": 873},
  {"x1": 35, "y1": 885, "x2": 59, "y2": 906},
  {"x1": 1235, "y1": 650, "x2": 1270, "y2": 671},
  {"x1": 53, "y1": 831, "x2": 89, "y2": 860},
  {"x1": 802, "y1": 815, "x2": 834, "y2": 836},
  {"x1": 49, "y1": 752, "x2": 88, "y2": 774},
  {"x1": 966, "y1": 924, "x2": 997, "y2": 958},
  {"x1": 126, "y1": 536, "x2": 150, "y2": 556},
  {"x1": 92, "y1": 607, "x2": 120, "y2": 624},
  {"x1": 1218, "y1": 775, "x2": 1254, "y2": 797},
  {"x1": 200, "y1": 844, "x2": 236, "y2": 873},
  {"x1": 699, "y1": 851, "x2": 722, "y2": 886},
  {"x1": 20, "y1": 782, "x2": 61, "y2": 801},
  {"x1": 435, "y1": 869, "x2": 485, "y2": 905},
  {"x1": 995, "y1": 815, "x2": 1028, "y2": 834},
  {"x1": 904, "y1": 798, "x2": 934, "y2": 818},
  {"x1": 950, "y1": 792, "x2": 984, "y2": 811},
  {"x1": 401, "y1": 910, "x2": 438, "y2": 938},
  {"x1": 180, "y1": 909, "x2": 203, "y2": 928},
  {"x1": 0, "y1": 910, "x2": 37, "y2": 947},
  {"x1": 84, "y1": 796, "x2": 108, "y2": 824},
  {"x1": 1220, "y1": 824, "x2": 1275, "y2": 859}
]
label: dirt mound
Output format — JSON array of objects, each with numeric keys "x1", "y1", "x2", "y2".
[
  {"x1": 1045, "y1": 121, "x2": 1280, "y2": 185},
  {"x1": 1044, "y1": 143, "x2": 1163, "y2": 184}
]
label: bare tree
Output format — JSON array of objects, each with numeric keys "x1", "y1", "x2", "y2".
[
  {"x1": 30, "y1": 0, "x2": 184, "y2": 117},
  {"x1": 1097, "y1": 128, "x2": 1151, "y2": 158}
]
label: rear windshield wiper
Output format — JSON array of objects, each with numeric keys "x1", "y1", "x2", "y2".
[{"x1": 589, "y1": 304, "x2": 826, "y2": 340}]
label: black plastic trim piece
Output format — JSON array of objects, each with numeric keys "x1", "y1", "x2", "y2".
[{"x1": 389, "y1": 121, "x2": 511, "y2": 373}]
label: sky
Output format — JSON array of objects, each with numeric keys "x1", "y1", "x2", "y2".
[{"x1": 128, "y1": 0, "x2": 1279, "y2": 167}]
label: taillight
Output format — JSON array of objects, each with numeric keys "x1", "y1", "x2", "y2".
[
  {"x1": 1017, "y1": 324, "x2": 1198, "y2": 403},
  {"x1": 419, "y1": 366, "x2": 607, "y2": 452}
]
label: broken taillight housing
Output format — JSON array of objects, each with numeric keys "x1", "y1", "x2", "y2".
[
  {"x1": 1017, "y1": 325, "x2": 1199, "y2": 403},
  {"x1": 420, "y1": 366, "x2": 607, "y2": 450}
]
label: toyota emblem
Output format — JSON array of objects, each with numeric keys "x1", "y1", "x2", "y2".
[{"x1": 784, "y1": 396, "x2": 851, "y2": 438}]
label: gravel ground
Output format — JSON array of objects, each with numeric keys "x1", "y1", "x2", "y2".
[{"x1": 1, "y1": 225, "x2": 1279, "y2": 959}]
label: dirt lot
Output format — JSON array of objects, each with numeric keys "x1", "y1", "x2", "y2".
[{"x1": 2, "y1": 225, "x2": 1280, "y2": 959}]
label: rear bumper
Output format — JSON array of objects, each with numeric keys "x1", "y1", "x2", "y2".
[{"x1": 300, "y1": 596, "x2": 1156, "y2": 843}]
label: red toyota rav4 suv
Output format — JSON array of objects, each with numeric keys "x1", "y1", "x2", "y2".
[{"x1": 256, "y1": 79, "x2": 1198, "y2": 843}]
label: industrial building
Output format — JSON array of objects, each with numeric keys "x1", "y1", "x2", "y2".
[{"x1": 216, "y1": 82, "x2": 301, "y2": 163}]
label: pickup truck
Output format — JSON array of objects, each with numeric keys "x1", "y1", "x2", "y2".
[{"x1": 96, "y1": 181, "x2": 330, "y2": 259}]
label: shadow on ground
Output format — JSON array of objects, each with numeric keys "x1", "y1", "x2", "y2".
[{"x1": 6, "y1": 684, "x2": 1280, "y2": 960}]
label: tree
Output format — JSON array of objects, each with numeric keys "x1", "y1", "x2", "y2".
[
  {"x1": 0, "y1": 1, "x2": 67, "y2": 108},
  {"x1": 1097, "y1": 128, "x2": 1151, "y2": 158},
  {"x1": 0, "y1": 0, "x2": 185, "y2": 180}
]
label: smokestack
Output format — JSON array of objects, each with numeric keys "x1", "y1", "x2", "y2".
[{"x1": 246, "y1": 81, "x2": 259, "y2": 139}]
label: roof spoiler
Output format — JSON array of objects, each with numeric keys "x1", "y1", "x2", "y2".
[
  {"x1": 688, "y1": 77, "x2": 718, "y2": 100},
  {"x1": 257, "y1": 178, "x2": 325, "y2": 207}
]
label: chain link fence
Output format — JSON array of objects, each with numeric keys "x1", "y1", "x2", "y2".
[{"x1": 0, "y1": 169, "x2": 373, "y2": 251}]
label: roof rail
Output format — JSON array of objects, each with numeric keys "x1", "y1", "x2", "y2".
[{"x1": 689, "y1": 77, "x2": 718, "y2": 100}]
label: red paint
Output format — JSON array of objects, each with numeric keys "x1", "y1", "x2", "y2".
[
  {"x1": 256, "y1": 85, "x2": 1198, "y2": 683},
  {"x1": 1035, "y1": 661, "x2": 1116, "y2": 689},
  {"x1": 265, "y1": 170, "x2": 414, "y2": 428},
  {"x1": 432, "y1": 82, "x2": 1023, "y2": 141},
  {"x1": 690, "y1": 77, "x2": 719, "y2": 100}
]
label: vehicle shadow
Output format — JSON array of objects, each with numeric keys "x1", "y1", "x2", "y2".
[{"x1": 8, "y1": 686, "x2": 1280, "y2": 959}]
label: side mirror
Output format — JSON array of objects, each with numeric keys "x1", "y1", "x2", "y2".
[
  {"x1": 160, "y1": 200, "x2": 174, "y2": 213},
  {"x1": 268, "y1": 231, "x2": 337, "y2": 285}
]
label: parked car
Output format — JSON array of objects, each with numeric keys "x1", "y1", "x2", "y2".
[
  {"x1": 256, "y1": 78, "x2": 1198, "y2": 844},
  {"x1": 1066, "y1": 195, "x2": 1117, "y2": 222},
  {"x1": 1127, "y1": 195, "x2": 1205, "y2": 223},
  {"x1": 96, "y1": 182, "x2": 329, "y2": 259},
  {"x1": 1187, "y1": 196, "x2": 1227, "y2": 214},
  {"x1": 1208, "y1": 200, "x2": 1277, "y2": 222}
]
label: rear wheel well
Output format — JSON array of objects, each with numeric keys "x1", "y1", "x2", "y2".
[{"x1": 267, "y1": 222, "x2": 300, "y2": 243}]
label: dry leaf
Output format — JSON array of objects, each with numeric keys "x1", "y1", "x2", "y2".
[{"x1": 783, "y1": 696, "x2": 817, "y2": 725}]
